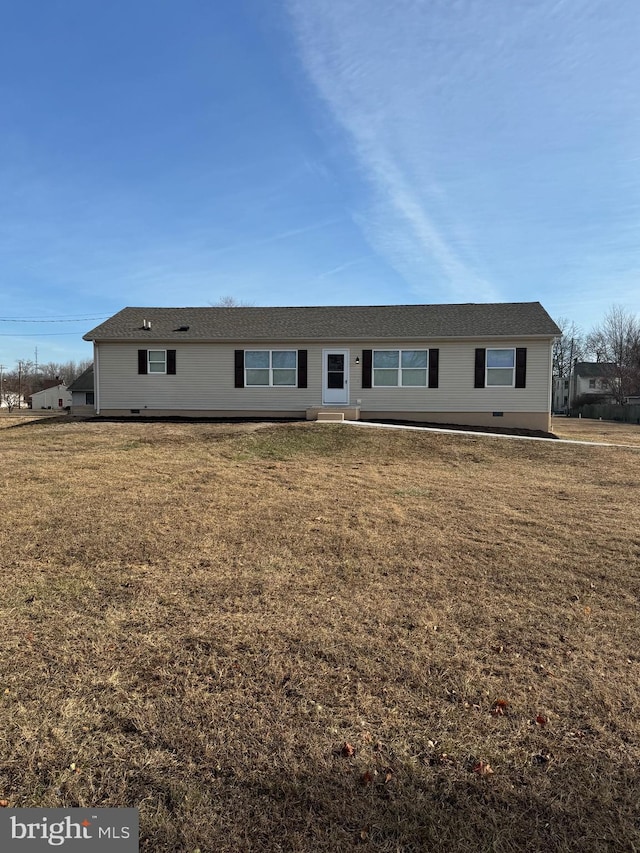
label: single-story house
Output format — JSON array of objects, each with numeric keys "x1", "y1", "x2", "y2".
[
  {"x1": 29, "y1": 381, "x2": 72, "y2": 410},
  {"x1": 67, "y1": 365, "x2": 95, "y2": 415},
  {"x1": 83, "y1": 302, "x2": 561, "y2": 431}
]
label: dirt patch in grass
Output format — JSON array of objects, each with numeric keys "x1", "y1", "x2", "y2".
[{"x1": 1, "y1": 420, "x2": 639, "y2": 851}]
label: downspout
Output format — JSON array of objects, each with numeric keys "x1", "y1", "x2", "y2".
[{"x1": 94, "y1": 342, "x2": 100, "y2": 415}]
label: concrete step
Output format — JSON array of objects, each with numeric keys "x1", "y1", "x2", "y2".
[{"x1": 315, "y1": 411, "x2": 345, "y2": 422}]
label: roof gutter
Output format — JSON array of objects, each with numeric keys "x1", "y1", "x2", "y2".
[{"x1": 83, "y1": 333, "x2": 560, "y2": 344}]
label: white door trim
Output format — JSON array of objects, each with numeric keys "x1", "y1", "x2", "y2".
[{"x1": 322, "y1": 349, "x2": 350, "y2": 404}]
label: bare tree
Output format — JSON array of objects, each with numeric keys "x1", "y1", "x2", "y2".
[
  {"x1": 586, "y1": 305, "x2": 640, "y2": 403},
  {"x1": 1, "y1": 358, "x2": 92, "y2": 407},
  {"x1": 553, "y1": 317, "x2": 585, "y2": 378},
  {"x1": 2, "y1": 390, "x2": 21, "y2": 413},
  {"x1": 37, "y1": 359, "x2": 92, "y2": 386},
  {"x1": 210, "y1": 296, "x2": 254, "y2": 307}
]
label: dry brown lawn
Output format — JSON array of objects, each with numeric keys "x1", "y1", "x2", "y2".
[
  {"x1": 1, "y1": 417, "x2": 639, "y2": 852},
  {"x1": 552, "y1": 415, "x2": 640, "y2": 447}
]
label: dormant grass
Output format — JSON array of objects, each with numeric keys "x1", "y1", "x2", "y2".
[{"x1": 0, "y1": 416, "x2": 639, "y2": 851}]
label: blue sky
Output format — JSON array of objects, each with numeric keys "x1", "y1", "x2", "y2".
[{"x1": 1, "y1": 0, "x2": 638, "y2": 367}]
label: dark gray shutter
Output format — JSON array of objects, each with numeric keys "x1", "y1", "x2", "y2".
[
  {"x1": 474, "y1": 349, "x2": 485, "y2": 388},
  {"x1": 297, "y1": 350, "x2": 307, "y2": 388},
  {"x1": 515, "y1": 348, "x2": 527, "y2": 388},
  {"x1": 167, "y1": 350, "x2": 176, "y2": 375},
  {"x1": 234, "y1": 350, "x2": 244, "y2": 388},
  {"x1": 138, "y1": 350, "x2": 148, "y2": 375},
  {"x1": 362, "y1": 350, "x2": 372, "y2": 389},
  {"x1": 428, "y1": 349, "x2": 439, "y2": 388}
]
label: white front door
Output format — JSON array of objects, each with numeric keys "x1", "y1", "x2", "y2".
[{"x1": 322, "y1": 349, "x2": 349, "y2": 404}]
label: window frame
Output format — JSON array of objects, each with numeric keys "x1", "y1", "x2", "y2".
[
  {"x1": 485, "y1": 348, "x2": 516, "y2": 388},
  {"x1": 371, "y1": 349, "x2": 429, "y2": 388},
  {"x1": 147, "y1": 349, "x2": 167, "y2": 375},
  {"x1": 244, "y1": 349, "x2": 298, "y2": 387}
]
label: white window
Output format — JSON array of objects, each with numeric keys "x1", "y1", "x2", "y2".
[
  {"x1": 245, "y1": 351, "x2": 297, "y2": 386},
  {"x1": 486, "y1": 349, "x2": 515, "y2": 387},
  {"x1": 589, "y1": 379, "x2": 596, "y2": 389},
  {"x1": 148, "y1": 350, "x2": 167, "y2": 374},
  {"x1": 373, "y1": 350, "x2": 428, "y2": 387}
]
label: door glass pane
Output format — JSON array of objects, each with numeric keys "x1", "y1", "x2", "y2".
[
  {"x1": 328, "y1": 372, "x2": 344, "y2": 389},
  {"x1": 327, "y1": 354, "x2": 344, "y2": 371}
]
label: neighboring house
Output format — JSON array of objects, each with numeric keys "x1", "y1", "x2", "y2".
[
  {"x1": 29, "y1": 381, "x2": 72, "y2": 410},
  {"x1": 552, "y1": 375, "x2": 571, "y2": 413},
  {"x1": 569, "y1": 361, "x2": 617, "y2": 407},
  {"x1": 68, "y1": 365, "x2": 95, "y2": 415},
  {"x1": 83, "y1": 302, "x2": 561, "y2": 432}
]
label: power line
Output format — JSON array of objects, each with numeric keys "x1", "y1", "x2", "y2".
[
  {"x1": 0, "y1": 332, "x2": 91, "y2": 337},
  {"x1": 0, "y1": 316, "x2": 108, "y2": 323}
]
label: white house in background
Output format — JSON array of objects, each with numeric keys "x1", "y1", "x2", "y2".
[
  {"x1": 83, "y1": 302, "x2": 561, "y2": 432},
  {"x1": 68, "y1": 365, "x2": 95, "y2": 415},
  {"x1": 553, "y1": 361, "x2": 618, "y2": 411},
  {"x1": 30, "y1": 381, "x2": 72, "y2": 410}
]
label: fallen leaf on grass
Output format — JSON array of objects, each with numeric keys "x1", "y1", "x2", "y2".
[
  {"x1": 473, "y1": 760, "x2": 494, "y2": 776},
  {"x1": 341, "y1": 742, "x2": 355, "y2": 758},
  {"x1": 492, "y1": 699, "x2": 509, "y2": 716},
  {"x1": 536, "y1": 715, "x2": 548, "y2": 727},
  {"x1": 429, "y1": 753, "x2": 455, "y2": 766},
  {"x1": 360, "y1": 770, "x2": 375, "y2": 785},
  {"x1": 0, "y1": 800, "x2": 9, "y2": 807}
]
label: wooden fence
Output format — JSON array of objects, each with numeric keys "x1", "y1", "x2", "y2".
[{"x1": 571, "y1": 403, "x2": 640, "y2": 423}]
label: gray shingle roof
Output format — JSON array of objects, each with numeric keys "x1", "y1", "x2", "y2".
[
  {"x1": 67, "y1": 365, "x2": 94, "y2": 392},
  {"x1": 573, "y1": 361, "x2": 616, "y2": 377},
  {"x1": 84, "y1": 303, "x2": 560, "y2": 342}
]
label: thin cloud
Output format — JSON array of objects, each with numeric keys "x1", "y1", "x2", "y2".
[
  {"x1": 287, "y1": 0, "x2": 501, "y2": 302},
  {"x1": 315, "y1": 256, "x2": 369, "y2": 280}
]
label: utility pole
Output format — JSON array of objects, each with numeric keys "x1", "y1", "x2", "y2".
[
  {"x1": 0, "y1": 364, "x2": 4, "y2": 408},
  {"x1": 17, "y1": 360, "x2": 22, "y2": 410}
]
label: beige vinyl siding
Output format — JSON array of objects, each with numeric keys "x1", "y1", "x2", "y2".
[
  {"x1": 97, "y1": 342, "x2": 318, "y2": 411},
  {"x1": 96, "y1": 338, "x2": 552, "y2": 414},
  {"x1": 360, "y1": 339, "x2": 552, "y2": 413}
]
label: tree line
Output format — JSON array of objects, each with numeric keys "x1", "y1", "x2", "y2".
[
  {"x1": 0, "y1": 358, "x2": 92, "y2": 410},
  {"x1": 553, "y1": 304, "x2": 640, "y2": 404}
]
